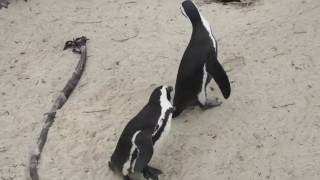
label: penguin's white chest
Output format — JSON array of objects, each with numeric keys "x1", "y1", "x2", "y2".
[
  {"x1": 153, "y1": 97, "x2": 173, "y2": 150},
  {"x1": 153, "y1": 113, "x2": 172, "y2": 150}
]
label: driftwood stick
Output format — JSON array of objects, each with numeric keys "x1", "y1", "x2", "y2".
[
  {"x1": 0, "y1": 0, "x2": 27, "y2": 10},
  {"x1": 0, "y1": 0, "x2": 9, "y2": 9},
  {"x1": 29, "y1": 36, "x2": 88, "y2": 180},
  {"x1": 83, "y1": 109, "x2": 109, "y2": 113},
  {"x1": 272, "y1": 103, "x2": 295, "y2": 109}
]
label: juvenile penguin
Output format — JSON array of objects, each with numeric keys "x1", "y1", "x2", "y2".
[
  {"x1": 173, "y1": 0, "x2": 231, "y2": 118},
  {"x1": 109, "y1": 85, "x2": 174, "y2": 180}
]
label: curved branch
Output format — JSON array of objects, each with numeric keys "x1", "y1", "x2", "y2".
[{"x1": 28, "y1": 36, "x2": 89, "y2": 180}]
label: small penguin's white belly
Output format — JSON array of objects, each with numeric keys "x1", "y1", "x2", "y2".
[
  {"x1": 153, "y1": 88, "x2": 173, "y2": 152},
  {"x1": 153, "y1": 113, "x2": 172, "y2": 151},
  {"x1": 152, "y1": 85, "x2": 172, "y2": 156}
]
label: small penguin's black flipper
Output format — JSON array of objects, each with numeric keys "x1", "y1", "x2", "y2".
[
  {"x1": 133, "y1": 131, "x2": 154, "y2": 173},
  {"x1": 206, "y1": 52, "x2": 231, "y2": 99}
]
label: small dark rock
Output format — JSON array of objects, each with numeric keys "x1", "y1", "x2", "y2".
[
  {"x1": 256, "y1": 144, "x2": 264, "y2": 149},
  {"x1": 239, "y1": 155, "x2": 244, "y2": 161}
]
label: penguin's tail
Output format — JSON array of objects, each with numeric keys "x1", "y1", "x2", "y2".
[{"x1": 108, "y1": 161, "x2": 115, "y2": 172}]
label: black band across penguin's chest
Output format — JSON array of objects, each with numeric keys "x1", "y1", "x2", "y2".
[{"x1": 152, "y1": 109, "x2": 171, "y2": 144}]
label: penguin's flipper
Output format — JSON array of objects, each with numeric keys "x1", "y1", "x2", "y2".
[
  {"x1": 133, "y1": 131, "x2": 154, "y2": 173},
  {"x1": 206, "y1": 52, "x2": 231, "y2": 99}
]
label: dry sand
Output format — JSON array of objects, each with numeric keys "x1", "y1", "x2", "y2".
[{"x1": 0, "y1": 0, "x2": 320, "y2": 179}]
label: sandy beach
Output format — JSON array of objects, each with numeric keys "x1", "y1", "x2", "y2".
[{"x1": 0, "y1": 0, "x2": 320, "y2": 179}]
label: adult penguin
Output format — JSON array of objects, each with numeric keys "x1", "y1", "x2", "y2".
[
  {"x1": 173, "y1": 0, "x2": 231, "y2": 118},
  {"x1": 109, "y1": 85, "x2": 174, "y2": 180}
]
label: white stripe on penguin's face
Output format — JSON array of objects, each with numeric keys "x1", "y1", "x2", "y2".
[
  {"x1": 152, "y1": 86, "x2": 173, "y2": 149},
  {"x1": 191, "y1": 1, "x2": 217, "y2": 50},
  {"x1": 153, "y1": 86, "x2": 173, "y2": 134},
  {"x1": 122, "y1": 130, "x2": 141, "y2": 176},
  {"x1": 199, "y1": 13, "x2": 217, "y2": 49},
  {"x1": 180, "y1": 5, "x2": 188, "y2": 18}
]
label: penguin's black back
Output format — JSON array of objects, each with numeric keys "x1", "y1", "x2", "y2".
[
  {"x1": 174, "y1": 26, "x2": 216, "y2": 103},
  {"x1": 173, "y1": 1, "x2": 231, "y2": 118},
  {"x1": 178, "y1": 26, "x2": 215, "y2": 77}
]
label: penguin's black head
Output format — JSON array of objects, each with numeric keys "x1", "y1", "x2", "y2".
[
  {"x1": 149, "y1": 85, "x2": 173, "y2": 104},
  {"x1": 181, "y1": 0, "x2": 201, "y2": 25}
]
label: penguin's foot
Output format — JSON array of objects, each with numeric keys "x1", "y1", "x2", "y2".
[
  {"x1": 127, "y1": 172, "x2": 144, "y2": 180},
  {"x1": 108, "y1": 161, "x2": 115, "y2": 171},
  {"x1": 186, "y1": 106, "x2": 195, "y2": 110},
  {"x1": 143, "y1": 166, "x2": 162, "y2": 180},
  {"x1": 185, "y1": 101, "x2": 199, "y2": 110},
  {"x1": 199, "y1": 98, "x2": 222, "y2": 110}
]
